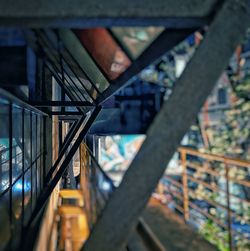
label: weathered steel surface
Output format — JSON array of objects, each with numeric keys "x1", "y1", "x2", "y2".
[
  {"x1": 97, "y1": 29, "x2": 195, "y2": 104},
  {"x1": 82, "y1": 1, "x2": 250, "y2": 251},
  {"x1": 0, "y1": 0, "x2": 218, "y2": 27},
  {"x1": 142, "y1": 198, "x2": 217, "y2": 251}
]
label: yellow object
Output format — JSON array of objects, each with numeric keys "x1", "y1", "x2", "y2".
[
  {"x1": 59, "y1": 189, "x2": 84, "y2": 207},
  {"x1": 58, "y1": 205, "x2": 89, "y2": 251}
]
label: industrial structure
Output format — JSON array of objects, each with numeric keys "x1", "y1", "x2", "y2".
[{"x1": 0, "y1": 0, "x2": 249, "y2": 250}]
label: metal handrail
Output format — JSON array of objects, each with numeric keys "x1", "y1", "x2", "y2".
[
  {"x1": 160, "y1": 147, "x2": 250, "y2": 251},
  {"x1": 179, "y1": 147, "x2": 250, "y2": 168},
  {"x1": 0, "y1": 88, "x2": 48, "y2": 116},
  {"x1": 80, "y1": 143, "x2": 166, "y2": 251}
]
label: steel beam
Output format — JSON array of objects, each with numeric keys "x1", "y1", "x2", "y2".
[
  {"x1": 97, "y1": 29, "x2": 195, "y2": 104},
  {"x1": 49, "y1": 111, "x2": 84, "y2": 116},
  {"x1": 0, "y1": 88, "x2": 47, "y2": 116},
  {"x1": 22, "y1": 107, "x2": 101, "y2": 250},
  {"x1": 35, "y1": 30, "x2": 96, "y2": 103},
  {"x1": 82, "y1": 1, "x2": 250, "y2": 251},
  {"x1": 27, "y1": 107, "x2": 101, "y2": 227},
  {"x1": 30, "y1": 101, "x2": 93, "y2": 107},
  {"x1": 45, "y1": 115, "x2": 86, "y2": 182},
  {"x1": 0, "y1": 0, "x2": 219, "y2": 27},
  {"x1": 58, "y1": 115, "x2": 80, "y2": 121}
]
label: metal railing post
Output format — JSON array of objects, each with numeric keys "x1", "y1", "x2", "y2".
[
  {"x1": 181, "y1": 149, "x2": 189, "y2": 222},
  {"x1": 225, "y1": 161, "x2": 233, "y2": 251},
  {"x1": 0, "y1": 151, "x2": 2, "y2": 189}
]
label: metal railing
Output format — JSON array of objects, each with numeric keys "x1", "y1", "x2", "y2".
[
  {"x1": 79, "y1": 143, "x2": 115, "y2": 229},
  {"x1": 157, "y1": 147, "x2": 250, "y2": 251},
  {"x1": 0, "y1": 89, "x2": 47, "y2": 250},
  {"x1": 33, "y1": 29, "x2": 109, "y2": 108},
  {"x1": 0, "y1": 144, "x2": 23, "y2": 193},
  {"x1": 79, "y1": 143, "x2": 165, "y2": 251}
]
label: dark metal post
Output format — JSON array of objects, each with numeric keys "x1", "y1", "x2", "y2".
[
  {"x1": 0, "y1": 151, "x2": 2, "y2": 190},
  {"x1": 9, "y1": 103, "x2": 13, "y2": 242},
  {"x1": 21, "y1": 108, "x2": 25, "y2": 230},
  {"x1": 181, "y1": 149, "x2": 189, "y2": 222},
  {"x1": 225, "y1": 161, "x2": 233, "y2": 251},
  {"x1": 27, "y1": 106, "x2": 101, "y2": 228}
]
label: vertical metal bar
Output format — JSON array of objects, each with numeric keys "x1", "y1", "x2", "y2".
[
  {"x1": 35, "y1": 115, "x2": 38, "y2": 201},
  {"x1": 181, "y1": 149, "x2": 189, "y2": 222},
  {"x1": 63, "y1": 45, "x2": 101, "y2": 95},
  {"x1": 26, "y1": 107, "x2": 101, "y2": 231},
  {"x1": 54, "y1": 31, "x2": 99, "y2": 100},
  {"x1": 42, "y1": 116, "x2": 46, "y2": 187},
  {"x1": 13, "y1": 143, "x2": 16, "y2": 167},
  {"x1": 41, "y1": 61, "x2": 46, "y2": 101},
  {"x1": 45, "y1": 117, "x2": 84, "y2": 183},
  {"x1": 61, "y1": 84, "x2": 66, "y2": 115},
  {"x1": 30, "y1": 111, "x2": 33, "y2": 210},
  {"x1": 37, "y1": 31, "x2": 91, "y2": 103},
  {"x1": 40, "y1": 116, "x2": 43, "y2": 190},
  {"x1": 0, "y1": 151, "x2": 2, "y2": 190},
  {"x1": 9, "y1": 103, "x2": 13, "y2": 240},
  {"x1": 225, "y1": 161, "x2": 233, "y2": 251},
  {"x1": 45, "y1": 61, "x2": 87, "y2": 104},
  {"x1": 55, "y1": 34, "x2": 87, "y2": 108},
  {"x1": 59, "y1": 121, "x2": 63, "y2": 151},
  {"x1": 21, "y1": 108, "x2": 25, "y2": 230}
]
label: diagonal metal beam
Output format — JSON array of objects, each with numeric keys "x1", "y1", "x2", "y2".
[
  {"x1": 0, "y1": 0, "x2": 219, "y2": 27},
  {"x1": 35, "y1": 30, "x2": 95, "y2": 104},
  {"x1": 42, "y1": 106, "x2": 101, "y2": 196},
  {"x1": 45, "y1": 116, "x2": 84, "y2": 183},
  {"x1": 27, "y1": 106, "x2": 101, "y2": 226},
  {"x1": 97, "y1": 29, "x2": 196, "y2": 104},
  {"x1": 82, "y1": 1, "x2": 250, "y2": 251},
  {"x1": 29, "y1": 49, "x2": 87, "y2": 114},
  {"x1": 58, "y1": 29, "x2": 110, "y2": 94},
  {"x1": 22, "y1": 106, "x2": 101, "y2": 250}
]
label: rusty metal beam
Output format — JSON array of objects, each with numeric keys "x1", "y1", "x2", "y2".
[
  {"x1": 82, "y1": 1, "x2": 250, "y2": 251},
  {"x1": 0, "y1": 0, "x2": 219, "y2": 27}
]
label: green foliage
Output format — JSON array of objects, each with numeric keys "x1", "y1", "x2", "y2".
[
  {"x1": 209, "y1": 98, "x2": 250, "y2": 160},
  {"x1": 235, "y1": 75, "x2": 250, "y2": 100},
  {"x1": 200, "y1": 220, "x2": 229, "y2": 251},
  {"x1": 200, "y1": 219, "x2": 250, "y2": 251}
]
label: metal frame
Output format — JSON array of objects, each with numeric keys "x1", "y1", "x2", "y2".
[
  {"x1": 82, "y1": 1, "x2": 250, "y2": 250},
  {"x1": 33, "y1": 33, "x2": 89, "y2": 108},
  {"x1": 26, "y1": 106, "x2": 101, "y2": 231},
  {"x1": 96, "y1": 28, "x2": 197, "y2": 104},
  {"x1": 45, "y1": 116, "x2": 86, "y2": 182},
  {"x1": 79, "y1": 143, "x2": 166, "y2": 251},
  {"x1": 30, "y1": 101, "x2": 93, "y2": 107},
  {"x1": 0, "y1": 0, "x2": 219, "y2": 27},
  {"x1": 164, "y1": 147, "x2": 250, "y2": 251},
  {"x1": 34, "y1": 29, "x2": 100, "y2": 105},
  {"x1": 36, "y1": 36, "x2": 91, "y2": 105},
  {"x1": 0, "y1": 1, "x2": 249, "y2": 251},
  {"x1": 0, "y1": 90, "x2": 46, "y2": 249},
  {"x1": 49, "y1": 111, "x2": 84, "y2": 116},
  {"x1": 55, "y1": 30, "x2": 102, "y2": 97},
  {"x1": 0, "y1": 88, "x2": 48, "y2": 116}
]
